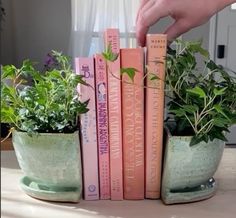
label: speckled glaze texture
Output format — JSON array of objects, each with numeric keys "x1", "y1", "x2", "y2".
[
  {"x1": 12, "y1": 130, "x2": 82, "y2": 202},
  {"x1": 161, "y1": 131, "x2": 225, "y2": 204}
]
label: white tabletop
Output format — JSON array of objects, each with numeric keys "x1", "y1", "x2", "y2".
[{"x1": 1, "y1": 148, "x2": 236, "y2": 218}]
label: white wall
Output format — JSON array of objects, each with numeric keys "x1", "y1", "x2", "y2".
[
  {"x1": 0, "y1": 0, "x2": 71, "y2": 69},
  {"x1": 0, "y1": 0, "x2": 14, "y2": 65}
]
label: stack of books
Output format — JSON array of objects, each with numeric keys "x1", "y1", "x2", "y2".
[{"x1": 76, "y1": 28, "x2": 167, "y2": 201}]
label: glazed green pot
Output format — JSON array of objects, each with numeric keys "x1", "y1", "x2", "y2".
[
  {"x1": 161, "y1": 128, "x2": 225, "y2": 204},
  {"x1": 12, "y1": 130, "x2": 82, "y2": 202}
]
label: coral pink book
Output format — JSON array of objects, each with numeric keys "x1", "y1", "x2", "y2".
[
  {"x1": 104, "y1": 28, "x2": 123, "y2": 200},
  {"x1": 121, "y1": 48, "x2": 145, "y2": 200},
  {"x1": 75, "y1": 57, "x2": 99, "y2": 200},
  {"x1": 94, "y1": 54, "x2": 110, "y2": 200},
  {"x1": 145, "y1": 34, "x2": 167, "y2": 199}
]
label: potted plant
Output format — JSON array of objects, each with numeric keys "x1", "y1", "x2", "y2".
[
  {"x1": 1, "y1": 51, "x2": 89, "y2": 202},
  {"x1": 161, "y1": 40, "x2": 236, "y2": 204}
]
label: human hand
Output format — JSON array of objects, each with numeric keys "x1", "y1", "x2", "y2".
[{"x1": 136, "y1": 0, "x2": 235, "y2": 46}]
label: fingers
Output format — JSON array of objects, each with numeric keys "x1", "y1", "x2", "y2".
[
  {"x1": 164, "y1": 19, "x2": 191, "y2": 42},
  {"x1": 136, "y1": 0, "x2": 150, "y2": 23},
  {"x1": 136, "y1": 0, "x2": 168, "y2": 46}
]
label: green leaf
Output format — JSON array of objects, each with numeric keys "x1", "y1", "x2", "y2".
[
  {"x1": 2, "y1": 65, "x2": 16, "y2": 79},
  {"x1": 1, "y1": 107, "x2": 17, "y2": 123},
  {"x1": 188, "y1": 41, "x2": 209, "y2": 58},
  {"x1": 206, "y1": 60, "x2": 219, "y2": 71},
  {"x1": 190, "y1": 135, "x2": 204, "y2": 146},
  {"x1": 210, "y1": 130, "x2": 227, "y2": 141},
  {"x1": 102, "y1": 44, "x2": 119, "y2": 62},
  {"x1": 186, "y1": 86, "x2": 206, "y2": 98},
  {"x1": 149, "y1": 73, "x2": 160, "y2": 81},
  {"x1": 182, "y1": 105, "x2": 199, "y2": 113},
  {"x1": 169, "y1": 109, "x2": 186, "y2": 117},
  {"x1": 74, "y1": 74, "x2": 90, "y2": 87},
  {"x1": 213, "y1": 104, "x2": 230, "y2": 120},
  {"x1": 120, "y1": 68, "x2": 138, "y2": 82},
  {"x1": 48, "y1": 70, "x2": 63, "y2": 79},
  {"x1": 213, "y1": 87, "x2": 227, "y2": 96},
  {"x1": 213, "y1": 117, "x2": 230, "y2": 127}
]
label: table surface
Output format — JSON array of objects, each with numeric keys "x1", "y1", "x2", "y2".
[{"x1": 1, "y1": 148, "x2": 236, "y2": 218}]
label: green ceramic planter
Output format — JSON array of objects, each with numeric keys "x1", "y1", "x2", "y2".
[
  {"x1": 12, "y1": 130, "x2": 82, "y2": 202},
  {"x1": 161, "y1": 128, "x2": 225, "y2": 204}
]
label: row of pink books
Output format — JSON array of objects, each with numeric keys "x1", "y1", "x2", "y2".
[{"x1": 75, "y1": 29, "x2": 167, "y2": 201}]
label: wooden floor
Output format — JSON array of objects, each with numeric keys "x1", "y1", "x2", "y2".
[{"x1": 1, "y1": 138, "x2": 14, "y2": 150}]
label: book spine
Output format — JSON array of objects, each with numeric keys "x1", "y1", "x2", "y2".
[
  {"x1": 121, "y1": 48, "x2": 145, "y2": 200},
  {"x1": 75, "y1": 57, "x2": 99, "y2": 200},
  {"x1": 104, "y1": 28, "x2": 123, "y2": 200},
  {"x1": 94, "y1": 54, "x2": 111, "y2": 200},
  {"x1": 145, "y1": 34, "x2": 167, "y2": 199}
]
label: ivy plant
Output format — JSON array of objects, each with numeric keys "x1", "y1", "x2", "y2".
[
  {"x1": 1, "y1": 51, "x2": 89, "y2": 134},
  {"x1": 165, "y1": 40, "x2": 236, "y2": 145}
]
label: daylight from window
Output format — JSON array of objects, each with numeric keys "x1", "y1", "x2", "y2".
[{"x1": 231, "y1": 3, "x2": 236, "y2": 9}]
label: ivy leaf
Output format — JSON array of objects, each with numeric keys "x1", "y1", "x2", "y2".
[
  {"x1": 206, "y1": 60, "x2": 219, "y2": 71},
  {"x1": 121, "y1": 68, "x2": 138, "y2": 82},
  {"x1": 213, "y1": 104, "x2": 230, "y2": 120},
  {"x1": 190, "y1": 135, "x2": 205, "y2": 146},
  {"x1": 186, "y1": 86, "x2": 206, "y2": 98},
  {"x1": 210, "y1": 129, "x2": 228, "y2": 141},
  {"x1": 213, "y1": 117, "x2": 229, "y2": 127},
  {"x1": 188, "y1": 41, "x2": 209, "y2": 58},
  {"x1": 182, "y1": 105, "x2": 199, "y2": 113},
  {"x1": 149, "y1": 73, "x2": 160, "y2": 81},
  {"x1": 169, "y1": 109, "x2": 186, "y2": 117},
  {"x1": 102, "y1": 44, "x2": 119, "y2": 62},
  {"x1": 213, "y1": 87, "x2": 227, "y2": 96},
  {"x1": 72, "y1": 74, "x2": 90, "y2": 87}
]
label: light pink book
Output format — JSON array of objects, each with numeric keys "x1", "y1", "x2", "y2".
[
  {"x1": 121, "y1": 48, "x2": 145, "y2": 200},
  {"x1": 104, "y1": 28, "x2": 123, "y2": 200},
  {"x1": 145, "y1": 34, "x2": 167, "y2": 199},
  {"x1": 75, "y1": 57, "x2": 99, "y2": 200},
  {"x1": 94, "y1": 54, "x2": 110, "y2": 199}
]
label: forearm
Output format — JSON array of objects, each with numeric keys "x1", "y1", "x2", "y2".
[{"x1": 216, "y1": 0, "x2": 236, "y2": 11}]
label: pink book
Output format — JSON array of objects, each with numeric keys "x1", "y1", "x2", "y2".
[
  {"x1": 75, "y1": 57, "x2": 99, "y2": 200},
  {"x1": 104, "y1": 28, "x2": 123, "y2": 200},
  {"x1": 145, "y1": 34, "x2": 167, "y2": 199},
  {"x1": 94, "y1": 54, "x2": 110, "y2": 199},
  {"x1": 121, "y1": 48, "x2": 145, "y2": 200}
]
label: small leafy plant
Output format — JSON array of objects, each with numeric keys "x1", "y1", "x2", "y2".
[
  {"x1": 165, "y1": 40, "x2": 236, "y2": 145},
  {"x1": 1, "y1": 50, "x2": 89, "y2": 134}
]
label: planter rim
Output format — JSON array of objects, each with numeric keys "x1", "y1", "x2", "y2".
[{"x1": 12, "y1": 129, "x2": 79, "y2": 136}]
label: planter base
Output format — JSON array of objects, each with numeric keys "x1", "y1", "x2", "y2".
[
  {"x1": 20, "y1": 176, "x2": 81, "y2": 203},
  {"x1": 162, "y1": 177, "x2": 217, "y2": 204}
]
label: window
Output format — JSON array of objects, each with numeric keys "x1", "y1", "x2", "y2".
[
  {"x1": 89, "y1": 0, "x2": 139, "y2": 56},
  {"x1": 71, "y1": 0, "x2": 140, "y2": 57},
  {"x1": 231, "y1": 3, "x2": 236, "y2": 10}
]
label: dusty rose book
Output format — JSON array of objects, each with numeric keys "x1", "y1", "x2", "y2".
[
  {"x1": 75, "y1": 57, "x2": 99, "y2": 200},
  {"x1": 104, "y1": 28, "x2": 123, "y2": 200},
  {"x1": 94, "y1": 54, "x2": 110, "y2": 199},
  {"x1": 145, "y1": 34, "x2": 167, "y2": 199},
  {"x1": 121, "y1": 48, "x2": 145, "y2": 200}
]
